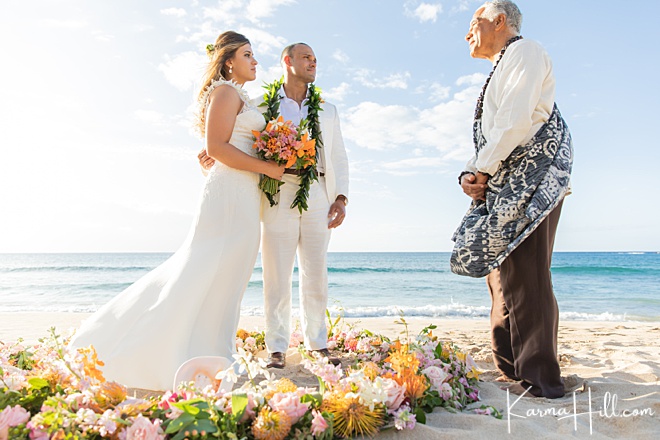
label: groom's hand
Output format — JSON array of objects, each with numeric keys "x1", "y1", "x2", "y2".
[
  {"x1": 461, "y1": 172, "x2": 488, "y2": 201},
  {"x1": 198, "y1": 148, "x2": 215, "y2": 170},
  {"x1": 327, "y1": 201, "x2": 346, "y2": 229}
]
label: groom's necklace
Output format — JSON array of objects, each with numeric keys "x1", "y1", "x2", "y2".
[
  {"x1": 474, "y1": 35, "x2": 523, "y2": 120},
  {"x1": 261, "y1": 77, "x2": 324, "y2": 213}
]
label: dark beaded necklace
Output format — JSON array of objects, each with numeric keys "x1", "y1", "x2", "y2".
[{"x1": 474, "y1": 35, "x2": 523, "y2": 120}]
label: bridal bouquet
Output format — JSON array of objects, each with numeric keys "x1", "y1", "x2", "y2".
[{"x1": 252, "y1": 116, "x2": 316, "y2": 205}]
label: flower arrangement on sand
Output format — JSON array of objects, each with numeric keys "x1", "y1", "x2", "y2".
[{"x1": 0, "y1": 318, "x2": 499, "y2": 439}]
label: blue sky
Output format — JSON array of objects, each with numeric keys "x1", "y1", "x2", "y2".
[{"x1": 0, "y1": 0, "x2": 657, "y2": 253}]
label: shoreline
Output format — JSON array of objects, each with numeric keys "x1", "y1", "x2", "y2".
[{"x1": 2, "y1": 312, "x2": 660, "y2": 344}]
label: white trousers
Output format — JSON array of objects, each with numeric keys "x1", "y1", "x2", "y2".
[{"x1": 262, "y1": 174, "x2": 332, "y2": 353}]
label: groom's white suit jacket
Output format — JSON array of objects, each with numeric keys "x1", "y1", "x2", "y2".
[{"x1": 252, "y1": 95, "x2": 349, "y2": 216}]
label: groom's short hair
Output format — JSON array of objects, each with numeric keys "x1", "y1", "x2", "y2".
[{"x1": 281, "y1": 43, "x2": 311, "y2": 63}]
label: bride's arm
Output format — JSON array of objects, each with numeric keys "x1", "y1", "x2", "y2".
[{"x1": 205, "y1": 85, "x2": 284, "y2": 180}]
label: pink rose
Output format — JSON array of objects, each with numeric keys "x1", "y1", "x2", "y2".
[
  {"x1": 382, "y1": 378, "x2": 406, "y2": 410},
  {"x1": 310, "y1": 409, "x2": 328, "y2": 436},
  {"x1": 125, "y1": 415, "x2": 164, "y2": 440},
  {"x1": 0, "y1": 405, "x2": 30, "y2": 440},
  {"x1": 422, "y1": 366, "x2": 449, "y2": 391},
  {"x1": 268, "y1": 392, "x2": 310, "y2": 424}
]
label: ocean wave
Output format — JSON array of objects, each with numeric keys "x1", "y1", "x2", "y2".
[
  {"x1": 327, "y1": 267, "x2": 445, "y2": 274},
  {"x1": 559, "y1": 311, "x2": 630, "y2": 321},
  {"x1": 240, "y1": 304, "x2": 491, "y2": 319},
  {"x1": 0, "y1": 266, "x2": 154, "y2": 273},
  {"x1": 551, "y1": 266, "x2": 657, "y2": 275}
]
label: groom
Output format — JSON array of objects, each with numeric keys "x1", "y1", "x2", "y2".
[{"x1": 199, "y1": 42, "x2": 349, "y2": 369}]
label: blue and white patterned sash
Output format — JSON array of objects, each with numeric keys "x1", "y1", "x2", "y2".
[{"x1": 450, "y1": 104, "x2": 573, "y2": 277}]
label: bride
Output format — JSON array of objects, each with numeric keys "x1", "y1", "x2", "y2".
[{"x1": 69, "y1": 31, "x2": 284, "y2": 391}]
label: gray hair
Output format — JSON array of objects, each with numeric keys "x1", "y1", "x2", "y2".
[{"x1": 481, "y1": 0, "x2": 522, "y2": 34}]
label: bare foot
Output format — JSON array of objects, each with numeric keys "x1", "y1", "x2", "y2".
[{"x1": 494, "y1": 375, "x2": 518, "y2": 383}]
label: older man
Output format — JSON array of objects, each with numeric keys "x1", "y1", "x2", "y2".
[{"x1": 451, "y1": 0, "x2": 573, "y2": 398}]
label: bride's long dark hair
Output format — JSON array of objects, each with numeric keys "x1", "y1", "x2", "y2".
[{"x1": 195, "y1": 31, "x2": 250, "y2": 136}]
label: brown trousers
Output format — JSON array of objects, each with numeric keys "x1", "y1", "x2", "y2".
[{"x1": 486, "y1": 201, "x2": 564, "y2": 398}]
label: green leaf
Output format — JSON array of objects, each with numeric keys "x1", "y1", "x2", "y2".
[
  {"x1": 413, "y1": 406, "x2": 427, "y2": 424},
  {"x1": 191, "y1": 418, "x2": 217, "y2": 433},
  {"x1": 165, "y1": 413, "x2": 195, "y2": 434},
  {"x1": 231, "y1": 393, "x2": 248, "y2": 421},
  {"x1": 171, "y1": 400, "x2": 202, "y2": 415},
  {"x1": 27, "y1": 377, "x2": 49, "y2": 390},
  {"x1": 301, "y1": 392, "x2": 323, "y2": 407}
]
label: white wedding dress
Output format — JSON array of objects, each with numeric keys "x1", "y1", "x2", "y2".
[{"x1": 70, "y1": 80, "x2": 265, "y2": 391}]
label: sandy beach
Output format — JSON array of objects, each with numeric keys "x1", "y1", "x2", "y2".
[{"x1": 1, "y1": 313, "x2": 658, "y2": 439}]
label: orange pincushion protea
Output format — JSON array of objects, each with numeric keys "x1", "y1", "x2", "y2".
[
  {"x1": 251, "y1": 407, "x2": 293, "y2": 440},
  {"x1": 322, "y1": 391, "x2": 385, "y2": 438}
]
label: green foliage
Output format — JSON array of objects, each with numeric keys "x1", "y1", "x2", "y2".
[{"x1": 165, "y1": 398, "x2": 219, "y2": 440}]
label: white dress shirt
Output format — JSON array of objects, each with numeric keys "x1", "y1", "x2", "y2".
[{"x1": 466, "y1": 39, "x2": 556, "y2": 176}]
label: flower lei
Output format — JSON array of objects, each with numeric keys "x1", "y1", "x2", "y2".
[{"x1": 259, "y1": 77, "x2": 324, "y2": 213}]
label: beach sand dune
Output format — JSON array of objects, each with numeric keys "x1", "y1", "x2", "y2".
[{"x1": 1, "y1": 313, "x2": 658, "y2": 439}]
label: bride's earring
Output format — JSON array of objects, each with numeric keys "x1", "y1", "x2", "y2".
[{"x1": 229, "y1": 66, "x2": 233, "y2": 74}]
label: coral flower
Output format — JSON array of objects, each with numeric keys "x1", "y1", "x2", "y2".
[
  {"x1": 95, "y1": 381, "x2": 128, "y2": 409},
  {"x1": 251, "y1": 407, "x2": 292, "y2": 440},
  {"x1": 78, "y1": 345, "x2": 106, "y2": 383},
  {"x1": 322, "y1": 392, "x2": 385, "y2": 438}
]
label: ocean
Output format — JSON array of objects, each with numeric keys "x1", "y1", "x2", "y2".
[{"x1": 0, "y1": 252, "x2": 658, "y2": 322}]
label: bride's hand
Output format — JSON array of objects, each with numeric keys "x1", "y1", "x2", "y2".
[{"x1": 264, "y1": 162, "x2": 286, "y2": 180}]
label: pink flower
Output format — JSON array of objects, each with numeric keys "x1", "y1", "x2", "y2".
[
  {"x1": 422, "y1": 366, "x2": 449, "y2": 392},
  {"x1": 268, "y1": 392, "x2": 310, "y2": 424},
  {"x1": 0, "y1": 405, "x2": 30, "y2": 440},
  {"x1": 393, "y1": 405, "x2": 416, "y2": 430},
  {"x1": 289, "y1": 330, "x2": 304, "y2": 348},
  {"x1": 382, "y1": 377, "x2": 406, "y2": 410},
  {"x1": 125, "y1": 414, "x2": 164, "y2": 440},
  {"x1": 310, "y1": 409, "x2": 329, "y2": 436}
]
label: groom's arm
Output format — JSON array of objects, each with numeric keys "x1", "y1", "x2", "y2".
[
  {"x1": 327, "y1": 107, "x2": 349, "y2": 229},
  {"x1": 198, "y1": 148, "x2": 215, "y2": 175}
]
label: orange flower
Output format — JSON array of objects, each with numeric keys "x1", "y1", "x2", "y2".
[
  {"x1": 251, "y1": 407, "x2": 292, "y2": 440},
  {"x1": 95, "y1": 381, "x2": 128, "y2": 409},
  {"x1": 78, "y1": 345, "x2": 106, "y2": 383}
]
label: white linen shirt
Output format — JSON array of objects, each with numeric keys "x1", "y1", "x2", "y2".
[
  {"x1": 466, "y1": 39, "x2": 555, "y2": 176},
  {"x1": 279, "y1": 87, "x2": 325, "y2": 173}
]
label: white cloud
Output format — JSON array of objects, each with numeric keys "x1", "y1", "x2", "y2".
[
  {"x1": 202, "y1": 0, "x2": 295, "y2": 26},
  {"x1": 158, "y1": 51, "x2": 207, "y2": 92},
  {"x1": 456, "y1": 72, "x2": 486, "y2": 86},
  {"x1": 333, "y1": 49, "x2": 350, "y2": 63},
  {"x1": 341, "y1": 81, "x2": 479, "y2": 159},
  {"x1": 355, "y1": 69, "x2": 411, "y2": 89},
  {"x1": 323, "y1": 82, "x2": 351, "y2": 102},
  {"x1": 236, "y1": 27, "x2": 287, "y2": 57},
  {"x1": 39, "y1": 19, "x2": 88, "y2": 29},
  {"x1": 92, "y1": 30, "x2": 114, "y2": 42},
  {"x1": 405, "y1": 1, "x2": 443, "y2": 23},
  {"x1": 416, "y1": 81, "x2": 451, "y2": 102},
  {"x1": 133, "y1": 24, "x2": 155, "y2": 32},
  {"x1": 246, "y1": 0, "x2": 296, "y2": 23},
  {"x1": 134, "y1": 110, "x2": 165, "y2": 125},
  {"x1": 161, "y1": 8, "x2": 187, "y2": 18}
]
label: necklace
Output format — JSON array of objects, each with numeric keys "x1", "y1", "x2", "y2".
[
  {"x1": 474, "y1": 35, "x2": 523, "y2": 120},
  {"x1": 260, "y1": 77, "x2": 324, "y2": 213}
]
